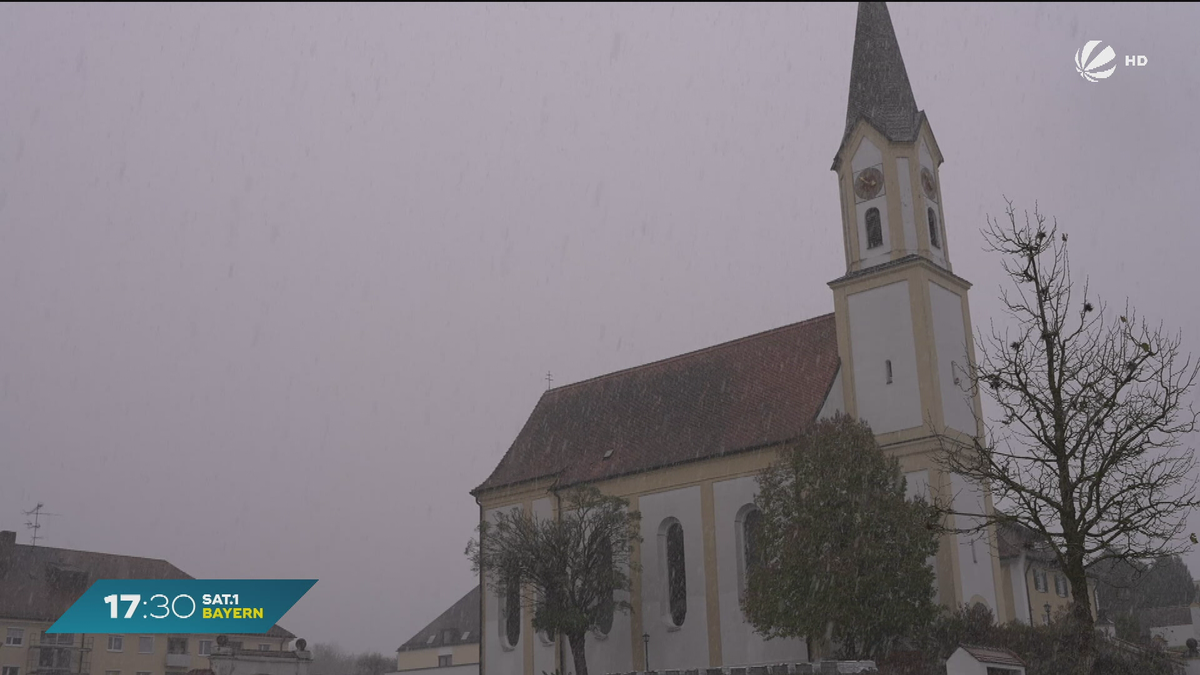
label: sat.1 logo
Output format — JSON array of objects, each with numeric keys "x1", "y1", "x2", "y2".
[{"x1": 1075, "y1": 40, "x2": 1148, "y2": 83}]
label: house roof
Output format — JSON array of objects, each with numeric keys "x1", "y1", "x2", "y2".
[
  {"x1": 472, "y1": 313, "x2": 841, "y2": 495},
  {"x1": 959, "y1": 645, "x2": 1025, "y2": 667},
  {"x1": 398, "y1": 585, "x2": 481, "y2": 652},
  {"x1": 842, "y1": 2, "x2": 922, "y2": 144},
  {"x1": 996, "y1": 522, "x2": 1057, "y2": 562},
  {"x1": 0, "y1": 532, "x2": 293, "y2": 639},
  {"x1": 1137, "y1": 605, "x2": 1194, "y2": 629}
]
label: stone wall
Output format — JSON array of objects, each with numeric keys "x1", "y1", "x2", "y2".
[{"x1": 607, "y1": 662, "x2": 878, "y2": 675}]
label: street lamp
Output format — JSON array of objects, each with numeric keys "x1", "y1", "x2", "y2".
[{"x1": 642, "y1": 633, "x2": 650, "y2": 671}]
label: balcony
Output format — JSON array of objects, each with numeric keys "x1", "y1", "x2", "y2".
[
  {"x1": 166, "y1": 654, "x2": 192, "y2": 669},
  {"x1": 26, "y1": 635, "x2": 92, "y2": 675}
]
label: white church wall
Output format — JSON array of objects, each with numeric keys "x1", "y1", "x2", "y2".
[
  {"x1": 851, "y1": 136, "x2": 883, "y2": 172},
  {"x1": 904, "y1": 470, "x2": 940, "y2": 605},
  {"x1": 918, "y1": 140, "x2": 935, "y2": 173},
  {"x1": 563, "y1": 590, "x2": 633, "y2": 675},
  {"x1": 817, "y1": 368, "x2": 844, "y2": 420},
  {"x1": 917, "y1": 140, "x2": 949, "y2": 270},
  {"x1": 896, "y1": 157, "x2": 917, "y2": 253},
  {"x1": 928, "y1": 281, "x2": 977, "y2": 435},
  {"x1": 904, "y1": 469, "x2": 930, "y2": 502},
  {"x1": 1010, "y1": 552, "x2": 1032, "y2": 624},
  {"x1": 846, "y1": 281, "x2": 923, "y2": 434},
  {"x1": 950, "y1": 473, "x2": 999, "y2": 613},
  {"x1": 531, "y1": 498, "x2": 557, "y2": 675},
  {"x1": 561, "y1": 503, "x2": 634, "y2": 675},
  {"x1": 482, "y1": 504, "x2": 526, "y2": 675},
  {"x1": 712, "y1": 475, "x2": 808, "y2": 667},
  {"x1": 638, "y1": 486, "x2": 709, "y2": 672}
]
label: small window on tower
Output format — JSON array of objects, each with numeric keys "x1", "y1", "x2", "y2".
[
  {"x1": 928, "y1": 208, "x2": 941, "y2": 249},
  {"x1": 865, "y1": 208, "x2": 883, "y2": 249},
  {"x1": 886, "y1": 360, "x2": 893, "y2": 385}
]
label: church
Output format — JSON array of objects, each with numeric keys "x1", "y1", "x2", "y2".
[{"x1": 471, "y1": 3, "x2": 1009, "y2": 673}]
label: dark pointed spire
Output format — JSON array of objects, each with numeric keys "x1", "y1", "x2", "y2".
[{"x1": 844, "y1": 2, "x2": 920, "y2": 143}]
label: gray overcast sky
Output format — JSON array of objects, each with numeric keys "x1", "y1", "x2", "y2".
[{"x1": 2, "y1": 1, "x2": 1199, "y2": 655}]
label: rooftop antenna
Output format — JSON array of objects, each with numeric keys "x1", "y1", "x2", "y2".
[
  {"x1": 545, "y1": 371, "x2": 553, "y2": 391},
  {"x1": 22, "y1": 503, "x2": 62, "y2": 546}
]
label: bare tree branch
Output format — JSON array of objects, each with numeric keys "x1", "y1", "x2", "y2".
[{"x1": 935, "y1": 199, "x2": 1200, "y2": 672}]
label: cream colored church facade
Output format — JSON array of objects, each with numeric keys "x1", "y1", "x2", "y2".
[{"x1": 471, "y1": 4, "x2": 1008, "y2": 673}]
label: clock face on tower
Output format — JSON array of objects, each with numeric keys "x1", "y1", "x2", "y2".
[
  {"x1": 920, "y1": 167, "x2": 938, "y2": 202},
  {"x1": 853, "y1": 167, "x2": 884, "y2": 202}
]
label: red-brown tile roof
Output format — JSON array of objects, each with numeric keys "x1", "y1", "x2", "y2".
[
  {"x1": 473, "y1": 313, "x2": 840, "y2": 494},
  {"x1": 996, "y1": 521, "x2": 1057, "y2": 562},
  {"x1": 398, "y1": 585, "x2": 480, "y2": 652},
  {"x1": 960, "y1": 645, "x2": 1025, "y2": 667}
]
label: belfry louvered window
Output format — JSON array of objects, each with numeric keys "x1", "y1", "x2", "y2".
[{"x1": 866, "y1": 208, "x2": 883, "y2": 249}]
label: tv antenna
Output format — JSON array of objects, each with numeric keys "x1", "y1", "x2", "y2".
[{"x1": 22, "y1": 503, "x2": 62, "y2": 546}]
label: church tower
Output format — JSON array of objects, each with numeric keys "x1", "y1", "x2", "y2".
[{"x1": 828, "y1": 2, "x2": 1009, "y2": 620}]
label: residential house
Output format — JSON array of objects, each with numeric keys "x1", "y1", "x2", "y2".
[
  {"x1": 394, "y1": 587, "x2": 479, "y2": 675},
  {"x1": 471, "y1": 3, "x2": 1012, "y2": 674},
  {"x1": 0, "y1": 530, "x2": 294, "y2": 675},
  {"x1": 996, "y1": 522, "x2": 1099, "y2": 626}
]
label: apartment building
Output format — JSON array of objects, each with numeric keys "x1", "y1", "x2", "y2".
[{"x1": 0, "y1": 530, "x2": 293, "y2": 675}]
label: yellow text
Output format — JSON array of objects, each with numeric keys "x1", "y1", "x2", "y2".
[{"x1": 202, "y1": 607, "x2": 265, "y2": 619}]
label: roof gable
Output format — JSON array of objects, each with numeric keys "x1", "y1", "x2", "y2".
[
  {"x1": 959, "y1": 645, "x2": 1025, "y2": 667},
  {"x1": 474, "y1": 313, "x2": 840, "y2": 494},
  {"x1": 399, "y1": 585, "x2": 481, "y2": 651}
]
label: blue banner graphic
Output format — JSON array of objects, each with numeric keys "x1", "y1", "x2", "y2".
[{"x1": 46, "y1": 579, "x2": 317, "y2": 634}]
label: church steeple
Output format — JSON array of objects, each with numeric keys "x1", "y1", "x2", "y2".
[
  {"x1": 827, "y1": 1, "x2": 1003, "y2": 620},
  {"x1": 831, "y1": 2, "x2": 948, "y2": 275},
  {"x1": 843, "y1": 2, "x2": 920, "y2": 144}
]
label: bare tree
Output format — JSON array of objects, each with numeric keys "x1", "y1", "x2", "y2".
[
  {"x1": 938, "y1": 200, "x2": 1200, "y2": 671},
  {"x1": 310, "y1": 643, "x2": 355, "y2": 675},
  {"x1": 353, "y1": 653, "x2": 392, "y2": 675},
  {"x1": 466, "y1": 486, "x2": 641, "y2": 675}
]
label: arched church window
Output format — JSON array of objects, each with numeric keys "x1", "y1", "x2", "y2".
[
  {"x1": 736, "y1": 506, "x2": 763, "y2": 602},
  {"x1": 661, "y1": 519, "x2": 687, "y2": 627},
  {"x1": 744, "y1": 509, "x2": 762, "y2": 575},
  {"x1": 535, "y1": 590, "x2": 555, "y2": 645},
  {"x1": 500, "y1": 572, "x2": 521, "y2": 649},
  {"x1": 928, "y1": 208, "x2": 941, "y2": 249},
  {"x1": 865, "y1": 208, "x2": 883, "y2": 250},
  {"x1": 595, "y1": 534, "x2": 615, "y2": 637}
]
